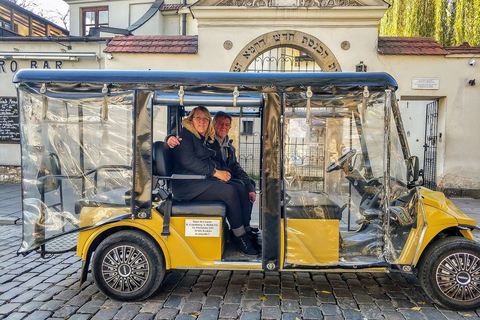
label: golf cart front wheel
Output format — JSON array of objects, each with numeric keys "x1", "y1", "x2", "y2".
[
  {"x1": 92, "y1": 230, "x2": 165, "y2": 301},
  {"x1": 418, "y1": 236, "x2": 480, "y2": 310}
]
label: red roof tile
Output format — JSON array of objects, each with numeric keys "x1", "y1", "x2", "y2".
[
  {"x1": 104, "y1": 35, "x2": 198, "y2": 54},
  {"x1": 378, "y1": 37, "x2": 449, "y2": 55},
  {"x1": 445, "y1": 42, "x2": 480, "y2": 55}
]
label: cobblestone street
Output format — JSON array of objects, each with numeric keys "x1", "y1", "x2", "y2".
[
  {"x1": 2, "y1": 184, "x2": 480, "y2": 319},
  {"x1": 3, "y1": 222, "x2": 480, "y2": 320}
]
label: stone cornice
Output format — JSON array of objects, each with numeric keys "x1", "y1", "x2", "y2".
[
  {"x1": 192, "y1": 0, "x2": 388, "y2": 7},
  {"x1": 192, "y1": 6, "x2": 388, "y2": 26}
]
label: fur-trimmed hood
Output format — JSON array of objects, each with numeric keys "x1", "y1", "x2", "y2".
[{"x1": 181, "y1": 118, "x2": 215, "y2": 143}]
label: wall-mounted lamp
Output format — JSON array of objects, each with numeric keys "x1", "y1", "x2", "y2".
[
  {"x1": 468, "y1": 79, "x2": 476, "y2": 86},
  {"x1": 469, "y1": 58, "x2": 476, "y2": 66},
  {"x1": 356, "y1": 61, "x2": 367, "y2": 72},
  {"x1": 106, "y1": 53, "x2": 114, "y2": 60}
]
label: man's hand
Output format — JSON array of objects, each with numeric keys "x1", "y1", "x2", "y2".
[
  {"x1": 249, "y1": 192, "x2": 256, "y2": 203},
  {"x1": 213, "y1": 169, "x2": 231, "y2": 182},
  {"x1": 167, "y1": 136, "x2": 182, "y2": 148}
]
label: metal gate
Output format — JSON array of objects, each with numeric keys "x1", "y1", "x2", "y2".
[
  {"x1": 246, "y1": 47, "x2": 321, "y2": 73},
  {"x1": 423, "y1": 100, "x2": 438, "y2": 190}
]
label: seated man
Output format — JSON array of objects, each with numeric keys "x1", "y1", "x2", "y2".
[{"x1": 167, "y1": 111, "x2": 260, "y2": 251}]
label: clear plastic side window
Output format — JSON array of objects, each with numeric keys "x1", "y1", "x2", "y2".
[
  {"x1": 283, "y1": 91, "x2": 389, "y2": 267},
  {"x1": 385, "y1": 110, "x2": 414, "y2": 263},
  {"x1": 19, "y1": 87, "x2": 134, "y2": 254}
]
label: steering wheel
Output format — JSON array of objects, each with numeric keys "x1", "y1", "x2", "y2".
[{"x1": 326, "y1": 149, "x2": 356, "y2": 173}]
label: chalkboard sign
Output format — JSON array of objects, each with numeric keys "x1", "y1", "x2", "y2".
[{"x1": 0, "y1": 97, "x2": 20, "y2": 143}]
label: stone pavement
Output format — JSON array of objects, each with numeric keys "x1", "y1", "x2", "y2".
[
  {"x1": 2, "y1": 183, "x2": 480, "y2": 320},
  {"x1": 0, "y1": 184, "x2": 22, "y2": 225}
]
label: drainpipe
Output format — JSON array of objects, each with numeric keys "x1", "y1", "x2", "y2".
[{"x1": 182, "y1": 0, "x2": 187, "y2": 35}]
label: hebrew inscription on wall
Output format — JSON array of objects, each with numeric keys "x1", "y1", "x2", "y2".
[{"x1": 230, "y1": 30, "x2": 341, "y2": 72}]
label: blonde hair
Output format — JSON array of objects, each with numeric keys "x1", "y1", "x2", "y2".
[{"x1": 182, "y1": 106, "x2": 215, "y2": 142}]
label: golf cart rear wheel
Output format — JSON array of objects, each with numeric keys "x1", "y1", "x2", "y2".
[
  {"x1": 418, "y1": 236, "x2": 480, "y2": 310},
  {"x1": 92, "y1": 230, "x2": 165, "y2": 301}
]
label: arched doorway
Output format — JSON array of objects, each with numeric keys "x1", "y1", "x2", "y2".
[{"x1": 230, "y1": 30, "x2": 341, "y2": 72}]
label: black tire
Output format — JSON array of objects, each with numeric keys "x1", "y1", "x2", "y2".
[
  {"x1": 418, "y1": 236, "x2": 480, "y2": 310},
  {"x1": 92, "y1": 230, "x2": 165, "y2": 301}
]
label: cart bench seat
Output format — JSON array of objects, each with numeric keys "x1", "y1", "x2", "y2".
[
  {"x1": 75, "y1": 188, "x2": 226, "y2": 218},
  {"x1": 157, "y1": 200, "x2": 226, "y2": 218}
]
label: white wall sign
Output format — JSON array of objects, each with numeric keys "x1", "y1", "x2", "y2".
[
  {"x1": 185, "y1": 219, "x2": 221, "y2": 237},
  {"x1": 412, "y1": 78, "x2": 440, "y2": 90}
]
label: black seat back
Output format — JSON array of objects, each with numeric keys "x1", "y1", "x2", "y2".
[
  {"x1": 153, "y1": 141, "x2": 173, "y2": 177},
  {"x1": 37, "y1": 152, "x2": 64, "y2": 213},
  {"x1": 37, "y1": 153, "x2": 61, "y2": 194},
  {"x1": 152, "y1": 141, "x2": 227, "y2": 235}
]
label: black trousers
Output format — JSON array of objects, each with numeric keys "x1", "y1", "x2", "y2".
[{"x1": 192, "y1": 180, "x2": 252, "y2": 229}]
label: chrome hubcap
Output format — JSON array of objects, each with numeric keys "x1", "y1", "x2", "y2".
[
  {"x1": 436, "y1": 252, "x2": 480, "y2": 301},
  {"x1": 101, "y1": 245, "x2": 150, "y2": 293}
]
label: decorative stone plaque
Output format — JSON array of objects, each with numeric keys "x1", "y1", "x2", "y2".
[{"x1": 224, "y1": 40, "x2": 233, "y2": 50}]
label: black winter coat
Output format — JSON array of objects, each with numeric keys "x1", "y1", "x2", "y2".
[
  {"x1": 209, "y1": 137, "x2": 255, "y2": 193},
  {"x1": 171, "y1": 128, "x2": 218, "y2": 201}
]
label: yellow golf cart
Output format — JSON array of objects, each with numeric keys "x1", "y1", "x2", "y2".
[{"x1": 14, "y1": 70, "x2": 480, "y2": 310}]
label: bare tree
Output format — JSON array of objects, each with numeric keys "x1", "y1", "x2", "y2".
[{"x1": 47, "y1": 8, "x2": 69, "y2": 30}]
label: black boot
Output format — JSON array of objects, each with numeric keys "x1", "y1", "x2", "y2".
[
  {"x1": 250, "y1": 227, "x2": 260, "y2": 233},
  {"x1": 248, "y1": 231, "x2": 262, "y2": 252},
  {"x1": 233, "y1": 233, "x2": 258, "y2": 255}
]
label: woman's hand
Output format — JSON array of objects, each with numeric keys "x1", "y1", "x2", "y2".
[
  {"x1": 213, "y1": 169, "x2": 231, "y2": 182},
  {"x1": 167, "y1": 136, "x2": 182, "y2": 148}
]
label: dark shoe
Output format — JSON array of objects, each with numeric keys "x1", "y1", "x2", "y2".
[
  {"x1": 248, "y1": 231, "x2": 262, "y2": 252},
  {"x1": 249, "y1": 227, "x2": 260, "y2": 234},
  {"x1": 233, "y1": 233, "x2": 258, "y2": 255}
]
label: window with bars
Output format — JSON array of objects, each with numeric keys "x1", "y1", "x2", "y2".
[
  {"x1": 246, "y1": 47, "x2": 321, "y2": 73},
  {"x1": 82, "y1": 6, "x2": 108, "y2": 36}
]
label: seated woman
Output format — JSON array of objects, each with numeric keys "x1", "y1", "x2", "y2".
[{"x1": 171, "y1": 106, "x2": 258, "y2": 256}]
